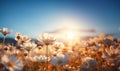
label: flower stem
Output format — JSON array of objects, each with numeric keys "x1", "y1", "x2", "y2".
[
  {"x1": 46, "y1": 45, "x2": 49, "y2": 71},
  {"x1": 2, "y1": 36, "x2": 6, "y2": 48}
]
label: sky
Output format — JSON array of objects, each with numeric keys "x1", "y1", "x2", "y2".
[{"x1": 0, "y1": 0, "x2": 120, "y2": 38}]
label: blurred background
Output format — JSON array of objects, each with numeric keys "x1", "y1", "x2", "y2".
[{"x1": 0, "y1": 0, "x2": 120, "y2": 38}]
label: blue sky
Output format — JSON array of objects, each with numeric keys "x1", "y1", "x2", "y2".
[{"x1": 0, "y1": 0, "x2": 120, "y2": 38}]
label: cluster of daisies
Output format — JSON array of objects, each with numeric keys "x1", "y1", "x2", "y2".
[{"x1": 0, "y1": 27, "x2": 120, "y2": 71}]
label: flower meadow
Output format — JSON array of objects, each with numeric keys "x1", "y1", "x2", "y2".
[{"x1": 0, "y1": 27, "x2": 120, "y2": 71}]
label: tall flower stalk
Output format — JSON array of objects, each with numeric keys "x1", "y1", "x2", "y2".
[
  {"x1": 45, "y1": 45, "x2": 49, "y2": 70},
  {"x1": 0, "y1": 28, "x2": 12, "y2": 48},
  {"x1": 38, "y1": 33, "x2": 56, "y2": 70},
  {"x1": 2, "y1": 36, "x2": 6, "y2": 47}
]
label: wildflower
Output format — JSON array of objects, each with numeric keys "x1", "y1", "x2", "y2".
[
  {"x1": 15, "y1": 33, "x2": 30, "y2": 45},
  {"x1": 82, "y1": 57, "x2": 96, "y2": 68},
  {"x1": 20, "y1": 35, "x2": 30, "y2": 44},
  {"x1": 3, "y1": 46, "x2": 11, "y2": 55},
  {"x1": 38, "y1": 33, "x2": 56, "y2": 45},
  {"x1": 0, "y1": 27, "x2": 12, "y2": 36},
  {"x1": 33, "y1": 55, "x2": 50, "y2": 62},
  {"x1": 32, "y1": 47, "x2": 46, "y2": 55},
  {"x1": 0, "y1": 28, "x2": 12, "y2": 48},
  {"x1": 38, "y1": 33, "x2": 56, "y2": 70},
  {"x1": 102, "y1": 52, "x2": 109, "y2": 59},
  {"x1": 99, "y1": 33, "x2": 105, "y2": 41},
  {"x1": 1, "y1": 55, "x2": 23, "y2": 71},
  {"x1": 50, "y1": 53, "x2": 68, "y2": 66},
  {"x1": 105, "y1": 46, "x2": 120, "y2": 58},
  {"x1": 22, "y1": 50, "x2": 29, "y2": 57},
  {"x1": 50, "y1": 41, "x2": 64, "y2": 52},
  {"x1": 63, "y1": 64, "x2": 71, "y2": 71},
  {"x1": 15, "y1": 32, "x2": 22, "y2": 41},
  {"x1": 106, "y1": 35, "x2": 114, "y2": 41},
  {"x1": 23, "y1": 41, "x2": 37, "y2": 51}
]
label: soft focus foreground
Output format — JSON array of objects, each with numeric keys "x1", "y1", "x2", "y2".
[{"x1": 0, "y1": 27, "x2": 120, "y2": 71}]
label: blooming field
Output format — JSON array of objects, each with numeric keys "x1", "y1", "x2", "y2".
[{"x1": 0, "y1": 27, "x2": 120, "y2": 71}]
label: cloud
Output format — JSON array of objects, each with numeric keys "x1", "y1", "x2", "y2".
[
  {"x1": 48, "y1": 28, "x2": 96, "y2": 33},
  {"x1": 79, "y1": 29, "x2": 96, "y2": 33}
]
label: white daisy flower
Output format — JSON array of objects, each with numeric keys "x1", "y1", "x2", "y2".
[
  {"x1": 51, "y1": 41, "x2": 64, "y2": 52},
  {"x1": 23, "y1": 41, "x2": 37, "y2": 51},
  {"x1": 38, "y1": 33, "x2": 56, "y2": 45},
  {"x1": 0, "y1": 27, "x2": 12, "y2": 36},
  {"x1": 15, "y1": 33, "x2": 30, "y2": 45},
  {"x1": 1, "y1": 55, "x2": 23, "y2": 71},
  {"x1": 33, "y1": 55, "x2": 50, "y2": 62}
]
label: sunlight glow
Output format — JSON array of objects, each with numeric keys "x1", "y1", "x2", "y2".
[{"x1": 66, "y1": 32, "x2": 74, "y2": 40}]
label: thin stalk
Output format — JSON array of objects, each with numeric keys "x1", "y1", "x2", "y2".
[
  {"x1": 46, "y1": 45, "x2": 49, "y2": 71},
  {"x1": 27, "y1": 50, "x2": 31, "y2": 71},
  {"x1": 57, "y1": 66, "x2": 61, "y2": 71},
  {"x1": 2, "y1": 36, "x2": 6, "y2": 48}
]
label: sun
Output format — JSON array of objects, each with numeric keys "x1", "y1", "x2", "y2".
[{"x1": 66, "y1": 32, "x2": 74, "y2": 40}]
